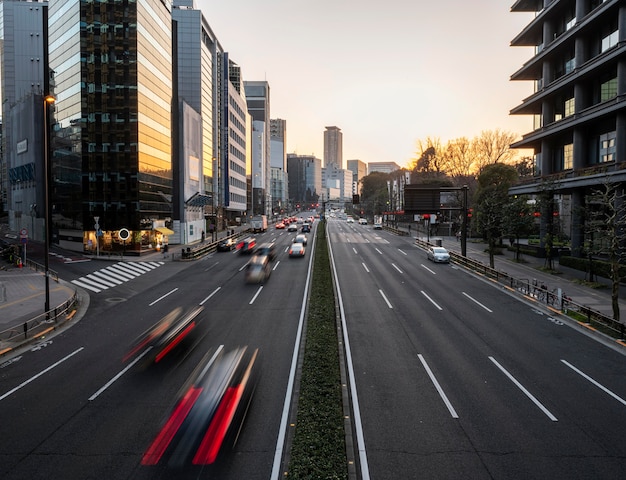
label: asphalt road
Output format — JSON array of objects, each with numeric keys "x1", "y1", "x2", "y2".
[
  {"x1": 0, "y1": 225, "x2": 312, "y2": 479},
  {"x1": 327, "y1": 218, "x2": 626, "y2": 480}
]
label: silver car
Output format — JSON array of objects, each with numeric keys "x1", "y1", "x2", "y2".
[{"x1": 427, "y1": 246, "x2": 450, "y2": 263}]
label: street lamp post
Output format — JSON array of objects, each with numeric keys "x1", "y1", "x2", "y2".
[{"x1": 43, "y1": 94, "x2": 55, "y2": 315}]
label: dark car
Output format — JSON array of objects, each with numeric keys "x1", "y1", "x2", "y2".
[
  {"x1": 301, "y1": 223, "x2": 311, "y2": 233},
  {"x1": 217, "y1": 237, "x2": 237, "y2": 251},
  {"x1": 255, "y1": 242, "x2": 276, "y2": 261},
  {"x1": 245, "y1": 254, "x2": 272, "y2": 284},
  {"x1": 237, "y1": 237, "x2": 256, "y2": 254}
]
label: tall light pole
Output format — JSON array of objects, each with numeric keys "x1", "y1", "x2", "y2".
[{"x1": 43, "y1": 94, "x2": 55, "y2": 315}]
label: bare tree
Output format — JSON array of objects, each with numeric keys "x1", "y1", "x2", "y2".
[
  {"x1": 585, "y1": 178, "x2": 626, "y2": 322},
  {"x1": 472, "y1": 129, "x2": 518, "y2": 173},
  {"x1": 411, "y1": 137, "x2": 445, "y2": 178},
  {"x1": 440, "y1": 137, "x2": 474, "y2": 179}
]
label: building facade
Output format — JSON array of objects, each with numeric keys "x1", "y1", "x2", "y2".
[
  {"x1": 270, "y1": 118, "x2": 287, "y2": 214},
  {"x1": 287, "y1": 153, "x2": 321, "y2": 210},
  {"x1": 0, "y1": 0, "x2": 48, "y2": 241},
  {"x1": 368, "y1": 161, "x2": 401, "y2": 174},
  {"x1": 346, "y1": 159, "x2": 367, "y2": 195},
  {"x1": 509, "y1": 0, "x2": 626, "y2": 256},
  {"x1": 323, "y1": 126, "x2": 342, "y2": 169},
  {"x1": 244, "y1": 80, "x2": 270, "y2": 216}
]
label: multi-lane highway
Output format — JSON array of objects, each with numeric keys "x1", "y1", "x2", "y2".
[
  {"x1": 328, "y1": 218, "x2": 626, "y2": 480},
  {"x1": 1, "y1": 216, "x2": 625, "y2": 479},
  {"x1": 0, "y1": 223, "x2": 314, "y2": 479}
]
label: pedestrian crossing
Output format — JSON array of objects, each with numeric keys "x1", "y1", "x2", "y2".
[{"x1": 71, "y1": 261, "x2": 165, "y2": 293}]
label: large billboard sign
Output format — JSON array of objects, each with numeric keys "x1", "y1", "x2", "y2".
[{"x1": 404, "y1": 186, "x2": 440, "y2": 215}]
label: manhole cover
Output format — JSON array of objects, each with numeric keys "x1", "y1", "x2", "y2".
[{"x1": 106, "y1": 297, "x2": 127, "y2": 303}]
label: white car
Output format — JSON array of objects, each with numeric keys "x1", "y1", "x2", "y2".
[
  {"x1": 358, "y1": 218, "x2": 367, "y2": 225},
  {"x1": 346, "y1": 217, "x2": 354, "y2": 223},
  {"x1": 427, "y1": 246, "x2": 450, "y2": 263}
]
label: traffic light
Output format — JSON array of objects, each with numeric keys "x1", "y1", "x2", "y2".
[
  {"x1": 467, "y1": 208, "x2": 473, "y2": 218},
  {"x1": 352, "y1": 194, "x2": 360, "y2": 204}
]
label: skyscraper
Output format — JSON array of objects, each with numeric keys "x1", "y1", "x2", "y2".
[
  {"x1": 244, "y1": 80, "x2": 270, "y2": 215},
  {"x1": 48, "y1": 0, "x2": 174, "y2": 253},
  {"x1": 323, "y1": 126, "x2": 342, "y2": 169}
]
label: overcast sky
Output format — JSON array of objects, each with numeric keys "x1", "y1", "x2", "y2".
[{"x1": 197, "y1": 0, "x2": 535, "y2": 168}]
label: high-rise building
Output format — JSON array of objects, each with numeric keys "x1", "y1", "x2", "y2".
[
  {"x1": 287, "y1": 153, "x2": 321, "y2": 209},
  {"x1": 48, "y1": 0, "x2": 174, "y2": 254},
  {"x1": 347, "y1": 159, "x2": 367, "y2": 194},
  {"x1": 323, "y1": 126, "x2": 342, "y2": 169},
  {"x1": 244, "y1": 80, "x2": 270, "y2": 215},
  {"x1": 270, "y1": 118, "x2": 287, "y2": 213},
  {"x1": 368, "y1": 162, "x2": 401, "y2": 174},
  {"x1": 509, "y1": 0, "x2": 625, "y2": 257},
  {"x1": 0, "y1": 0, "x2": 48, "y2": 240}
]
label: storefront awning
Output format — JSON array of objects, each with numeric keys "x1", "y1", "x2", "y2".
[{"x1": 154, "y1": 227, "x2": 175, "y2": 235}]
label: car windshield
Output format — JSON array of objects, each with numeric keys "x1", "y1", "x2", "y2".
[{"x1": 433, "y1": 247, "x2": 447, "y2": 253}]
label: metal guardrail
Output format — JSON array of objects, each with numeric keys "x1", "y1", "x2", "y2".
[
  {"x1": 415, "y1": 238, "x2": 625, "y2": 340},
  {"x1": 0, "y1": 291, "x2": 79, "y2": 349},
  {"x1": 179, "y1": 230, "x2": 250, "y2": 260}
]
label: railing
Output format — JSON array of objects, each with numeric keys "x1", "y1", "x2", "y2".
[
  {"x1": 415, "y1": 238, "x2": 625, "y2": 340},
  {"x1": 0, "y1": 291, "x2": 79, "y2": 351},
  {"x1": 179, "y1": 230, "x2": 251, "y2": 261}
]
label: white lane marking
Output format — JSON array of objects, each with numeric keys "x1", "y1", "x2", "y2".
[
  {"x1": 89, "y1": 348, "x2": 152, "y2": 401},
  {"x1": 272, "y1": 226, "x2": 318, "y2": 479},
  {"x1": 326, "y1": 230, "x2": 371, "y2": 480},
  {"x1": 421, "y1": 264, "x2": 436, "y2": 275},
  {"x1": 272, "y1": 260, "x2": 280, "y2": 271},
  {"x1": 362, "y1": 262, "x2": 370, "y2": 273},
  {"x1": 375, "y1": 248, "x2": 383, "y2": 255},
  {"x1": 418, "y1": 354, "x2": 459, "y2": 418},
  {"x1": 489, "y1": 356, "x2": 558, "y2": 421},
  {"x1": 462, "y1": 292, "x2": 493, "y2": 312},
  {"x1": 379, "y1": 289, "x2": 393, "y2": 309},
  {"x1": 1, "y1": 348, "x2": 84, "y2": 401},
  {"x1": 353, "y1": 247, "x2": 358, "y2": 254},
  {"x1": 249, "y1": 286, "x2": 263, "y2": 304},
  {"x1": 398, "y1": 249, "x2": 408, "y2": 256},
  {"x1": 148, "y1": 288, "x2": 178, "y2": 307},
  {"x1": 392, "y1": 263, "x2": 403, "y2": 274},
  {"x1": 199, "y1": 287, "x2": 221, "y2": 305},
  {"x1": 561, "y1": 359, "x2": 626, "y2": 406},
  {"x1": 421, "y1": 290, "x2": 442, "y2": 310}
]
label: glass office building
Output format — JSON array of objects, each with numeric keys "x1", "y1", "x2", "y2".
[{"x1": 48, "y1": 0, "x2": 173, "y2": 254}]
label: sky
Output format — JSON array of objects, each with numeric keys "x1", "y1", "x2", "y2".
[{"x1": 196, "y1": 0, "x2": 535, "y2": 169}]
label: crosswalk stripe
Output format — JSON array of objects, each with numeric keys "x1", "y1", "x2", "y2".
[
  {"x1": 105, "y1": 264, "x2": 139, "y2": 278},
  {"x1": 85, "y1": 273, "x2": 118, "y2": 288},
  {"x1": 118, "y1": 262, "x2": 151, "y2": 274},
  {"x1": 71, "y1": 277, "x2": 108, "y2": 291},
  {"x1": 89, "y1": 270, "x2": 124, "y2": 285},
  {"x1": 71, "y1": 280, "x2": 102, "y2": 293},
  {"x1": 101, "y1": 266, "x2": 134, "y2": 281}
]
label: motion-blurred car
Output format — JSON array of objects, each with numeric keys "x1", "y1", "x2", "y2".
[
  {"x1": 237, "y1": 237, "x2": 256, "y2": 254},
  {"x1": 275, "y1": 222, "x2": 285, "y2": 229},
  {"x1": 301, "y1": 223, "x2": 311, "y2": 233},
  {"x1": 217, "y1": 237, "x2": 237, "y2": 252},
  {"x1": 358, "y1": 218, "x2": 367, "y2": 225},
  {"x1": 287, "y1": 223, "x2": 298, "y2": 232},
  {"x1": 289, "y1": 242, "x2": 305, "y2": 258},
  {"x1": 124, "y1": 306, "x2": 204, "y2": 366},
  {"x1": 373, "y1": 222, "x2": 383, "y2": 230},
  {"x1": 427, "y1": 246, "x2": 450, "y2": 263},
  {"x1": 293, "y1": 233, "x2": 307, "y2": 245},
  {"x1": 346, "y1": 217, "x2": 354, "y2": 223},
  {"x1": 245, "y1": 255, "x2": 272, "y2": 283},
  {"x1": 142, "y1": 345, "x2": 260, "y2": 467},
  {"x1": 255, "y1": 242, "x2": 276, "y2": 260}
]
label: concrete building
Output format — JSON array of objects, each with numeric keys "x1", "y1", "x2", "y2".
[
  {"x1": 287, "y1": 153, "x2": 322, "y2": 210},
  {"x1": 508, "y1": 0, "x2": 626, "y2": 257},
  {"x1": 244, "y1": 80, "x2": 270, "y2": 216},
  {"x1": 323, "y1": 126, "x2": 342, "y2": 169},
  {"x1": 347, "y1": 159, "x2": 367, "y2": 195},
  {"x1": 322, "y1": 166, "x2": 352, "y2": 203},
  {"x1": 0, "y1": 0, "x2": 48, "y2": 241},
  {"x1": 368, "y1": 161, "x2": 401, "y2": 174}
]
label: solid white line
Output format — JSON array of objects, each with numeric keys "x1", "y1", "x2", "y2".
[
  {"x1": 362, "y1": 262, "x2": 370, "y2": 273},
  {"x1": 421, "y1": 290, "x2": 442, "y2": 310},
  {"x1": 379, "y1": 289, "x2": 393, "y2": 309},
  {"x1": 148, "y1": 288, "x2": 178, "y2": 307},
  {"x1": 462, "y1": 292, "x2": 493, "y2": 312},
  {"x1": 561, "y1": 359, "x2": 626, "y2": 406},
  {"x1": 89, "y1": 348, "x2": 152, "y2": 401},
  {"x1": 418, "y1": 354, "x2": 459, "y2": 418},
  {"x1": 271, "y1": 226, "x2": 316, "y2": 479},
  {"x1": 1, "y1": 348, "x2": 84, "y2": 401},
  {"x1": 249, "y1": 286, "x2": 263, "y2": 304},
  {"x1": 489, "y1": 356, "x2": 558, "y2": 421},
  {"x1": 199, "y1": 287, "x2": 221, "y2": 305},
  {"x1": 392, "y1": 263, "x2": 403, "y2": 274}
]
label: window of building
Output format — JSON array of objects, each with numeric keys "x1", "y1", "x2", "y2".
[
  {"x1": 599, "y1": 131, "x2": 616, "y2": 163},
  {"x1": 563, "y1": 144, "x2": 573, "y2": 170},
  {"x1": 566, "y1": 16, "x2": 576, "y2": 31},
  {"x1": 565, "y1": 57, "x2": 575, "y2": 74},
  {"x1": 564, "y1": 97, "x2": 575, "y2": 117},
  {"x1": 600, "y1": 77, "x2": 617, "y2": 102},
  {"x1": 601, "y1": 30, "x2": 618, "y2": 52}
]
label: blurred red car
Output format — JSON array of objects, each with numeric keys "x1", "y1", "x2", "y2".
[{"x1": 275, "y1": 222, "x2": 285, "y2": 229}]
